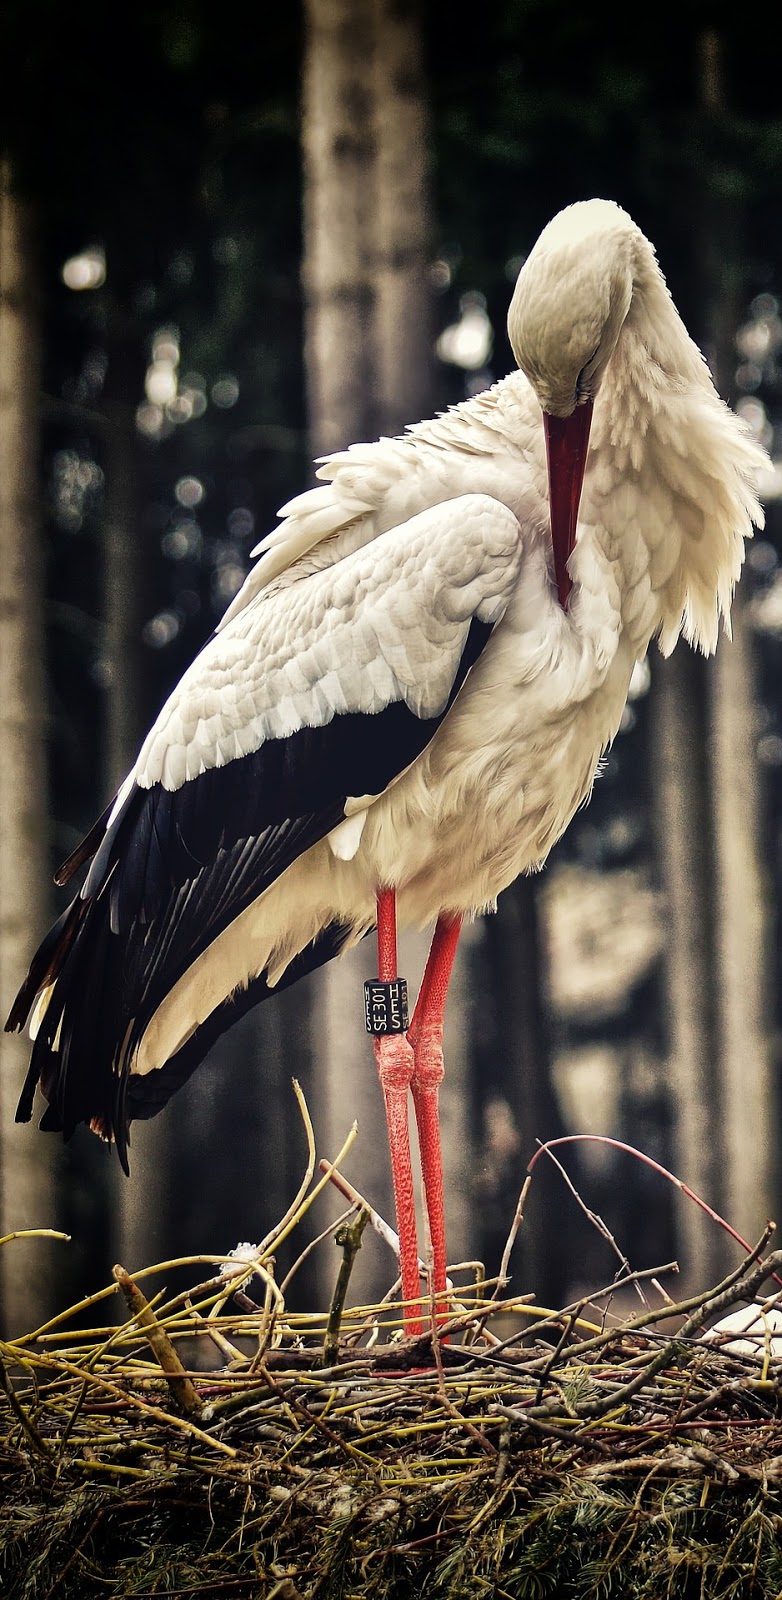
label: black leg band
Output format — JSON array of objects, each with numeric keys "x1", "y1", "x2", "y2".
[{"x1": 364, "y1": 978, "x2": 409, "y2": 1035}]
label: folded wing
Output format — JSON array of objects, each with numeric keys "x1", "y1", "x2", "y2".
[{"x1": 8, "y1": 494, "x2": 522, "y2": 1164}]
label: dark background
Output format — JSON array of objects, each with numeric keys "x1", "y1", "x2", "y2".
[{"x1": 1, "y1": 0, "x2": 781, "y2": 1335}]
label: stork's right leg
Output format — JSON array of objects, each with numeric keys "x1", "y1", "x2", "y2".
[
  {"x1": 408, "y1": 914, "x2": 461, "y2": 1312},
  {"x1": 371, "y1": 888, "x2": 422, "y2": 1334}
]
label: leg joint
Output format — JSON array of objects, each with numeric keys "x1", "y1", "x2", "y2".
[{"x1": 373, "y1": 1034, "x2": 415, "y2": 1092}]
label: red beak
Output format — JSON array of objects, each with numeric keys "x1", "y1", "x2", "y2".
[{"x1": 543, "y1": 399, "x2": 593, "y2": 608}]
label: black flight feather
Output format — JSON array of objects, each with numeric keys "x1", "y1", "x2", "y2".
[{"x1": 8, "y1": 615, "x2": 493, "y2": 1154}]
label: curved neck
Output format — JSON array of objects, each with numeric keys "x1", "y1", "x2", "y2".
[{"x1": 579, "y1": 261, "x2": 756, "y2": 657}]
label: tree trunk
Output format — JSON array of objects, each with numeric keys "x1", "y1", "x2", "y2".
[
  {"x1": 710, "y1": 605, "x2": 776, "y2": 1240},
  {"x1": 698, "y1": 28, "x2": 776, "y2": 1245},
  {"x1": 301, "y1": 0, "x2": 376, "y2": 454},
  {"x1": 648, "y1": 30, "x2": 775, "y2": 1290},
  {"x1": 649, "y1": 649, "x2": 725, "y2": 1289},
  {"x1": 371, "y1": 0, "x2": 433, "y2": 435},
  {"x1": 0, "y1": 161, "x2": 58, "y2": 1334},
  {"x1": 98, "y1": 352, "x2": 168, "y2": 1282}
]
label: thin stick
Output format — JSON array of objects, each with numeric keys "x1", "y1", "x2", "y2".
[
  {"x1": 257, "y1": 1361, "x2": 384, "y2": 1483},
  {"x1": 318, "y1": 1159, "x2": 423, "y2": 1269},
  {"x1": 8, "y1": 1254, "x2": 290, "y2": 1349},
  {"x1": 263, "y1": 1121, "x2": 358, "y2": 1262},
  {"x1": 528, "y1": 1134, "x2": 781, "y2": 1285},
  {"x1": 2, "y1": 1345, "x2": 238, "y2": 1458},
  {"x1": 255, "y1": 1079, "x2": 316, "y2": 1256},
  {"x1": 0, "y1": 1349, "x2": 52, "y2": 1462},
  {"x1": 541, "y1": 1247, "x2": 782, "y2": 1427},
  {"x1": 113, "y1": 1265, "x2": 202, "y2": 1416},
  {"x1": 536, "y1": 1141, "x2": 648, "y2": 1306},
  {"x1": 529, "y1": 1232, "x2": 780, "y2": 1375},
  {"x1": 494, "y1": 1175, "x2": 531, "y2": 1297},
  {"x1": 184, "y1": 1301, "x2": 245, "y2": 1365},
  {"x1": 0, "y1": 1228, "x2": 70, "y2": 1248},
  {"x1": 430, "y1": 1311, "x2": 496, "y2": 1458},
  {"x1": 322, "y1": 1208, "x2": 369, "y2": 1367},
  {"x1": 318, "y1": 1160, "x2": 502, "y2": 1346},
  {"x1": 279, "y1": 1206, "x2": 355, "y2": 1298}
]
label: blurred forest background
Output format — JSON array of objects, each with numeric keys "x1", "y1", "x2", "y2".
[{"x1": 1, "y1": 0, "x2": 782, "y2": 1337}]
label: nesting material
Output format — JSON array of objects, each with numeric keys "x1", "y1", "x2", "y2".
[{"x1": 4, "y1": 1195, "x2": 782, "y2": 1600}]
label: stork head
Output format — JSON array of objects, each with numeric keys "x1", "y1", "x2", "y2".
[{"x1": 507, "y1": 199, "x2": 640, "y2": 604}]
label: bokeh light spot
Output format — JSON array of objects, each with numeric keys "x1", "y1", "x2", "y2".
[
  {"x1": 175, "y1": 476, "x2": 205, "y2": 508},
  {"x1": 61, "y1": 248, "x2": 106, "y2": 291}
]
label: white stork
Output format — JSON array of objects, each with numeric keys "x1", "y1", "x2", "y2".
[{"x1": 9, "y1": 200, "x2": 767, "y2": 1331}]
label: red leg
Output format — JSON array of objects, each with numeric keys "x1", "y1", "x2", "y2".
[
  {"x1": 373, "y1": 888, "x2": 422, "y2": 1334},
  {"x1": 408, "y1": 914, "x2": 462, "y2": 1309}
]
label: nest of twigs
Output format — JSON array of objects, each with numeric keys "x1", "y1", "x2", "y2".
[{"x1": 4, "y1": 1105, "x2": 782, "y2": 1598}]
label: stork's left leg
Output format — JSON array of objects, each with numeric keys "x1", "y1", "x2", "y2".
[
  {"x1": 408, "y1": 914, "x2": 462, "y2": 1304},
  {"x1": 371, "y1": 888, "x2": 422, "y2": 1333}
]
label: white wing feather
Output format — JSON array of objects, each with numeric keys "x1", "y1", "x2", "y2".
[
  {"x1": 218, "y1": 372, "x2": 543, "y2": 627},
  {"x1": 134, "y1": 495, "x2": 523, "y2": 791}
]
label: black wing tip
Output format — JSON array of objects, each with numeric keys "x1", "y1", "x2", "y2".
[
  {"x1": 15, "y1": 1078, "x2": 37, "y2": 1124},
  {"x1": 54, "y1": 802, "x2": 115, "y2": 887},
  {"x1": 6, "y1": 970, "x2": 47, "y2": 1034},
  {"x1": 4, "y1": 898, "x2": 88, "y2": 1037},
  {"x1": 18, "y1": 1089, "x2": 131, "y2": 1175},
  {"x1": 5, "y1": 1003, "x2": 27, "y2": 1035}
]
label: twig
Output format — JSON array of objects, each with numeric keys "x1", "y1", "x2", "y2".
[
  {"x1": 256, "y1": 1079, "x2": 316, "y2": 1256},
  {"x1": 318, "y1": 1159, "x2": 424, "y2": 1271},
  {"x1": 257, "y1": 1361, "x2": 384, "y2": 1484},
  {"x1": 0, "y1": 1348, "x2": 52, "y2": 1462},
  {"x1": 184, "y1": 1300, "x2": 245, "y2": 1366},
  {"x1": 533, "y1": 1309, "x2": 581, "y2": 1402},
  {"x1": 493, "y1": 1175, "x2": 531, "y2": 1299},
  {"x1": 528, "y1": 1134, "x2": 782, "y2": 1287},
  {"x1": 499, "y1": 1262, "x2": 679, "y2": 1354},
  {"x1": 524, "y1": 1226, "x2": 777, "y2": 1371},
  {"x1": 322, "y1": 1208, "x2": 369, "y2": 1367},
  {"x1": 493, "y1": 1420, "x2": 512, "y2": 1487},
  {"x1": 678, "y1": 1376, "x2": 782, "y2": 1426},
  {"x1": 529, "y1": 1244, "x2": 782, "y2": 1429},
  {"x1": 318, "y1": 1160, "x2": 502, "y2": 1346},
  {"x1": 493, "y1": 1402, "x2": 611, "y2": 1456},
  {"x1": 0, "y1": 1228, "x2": 70, "y2": 1248},
  {"x1": 113, "y1": 1265, "x2": 202, "y2": 1416},
  {"x1": 263, "y1": 1120, "x2": 358, "y2": 1263},
  {"x1": 280, "y1": 1206, "x2": 355, "y2": 1298},
  {"x1": 8, "y1": 1253, "x2": 290, "y2": 1350},
  {"x1": 430, "y1": 1316, "x2": 496, "y2": 1457},
  {"x1": 17, "y1": 1347, "x2": 238, "y2": 1457},
  {"x1": 535, "y1": 1141, "x2": 649, "y2": 1306}
]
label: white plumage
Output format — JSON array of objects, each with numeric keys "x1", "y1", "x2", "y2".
[
  {"x1": 9, "y1": 199, "x2": 768, "y2": 1204},
  {"x1": 137, "y1": 495, "x2": 522, "y2": 787},
  {"x1": 132, "y1": 204, "x2": 766, "y2": 1080}
]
